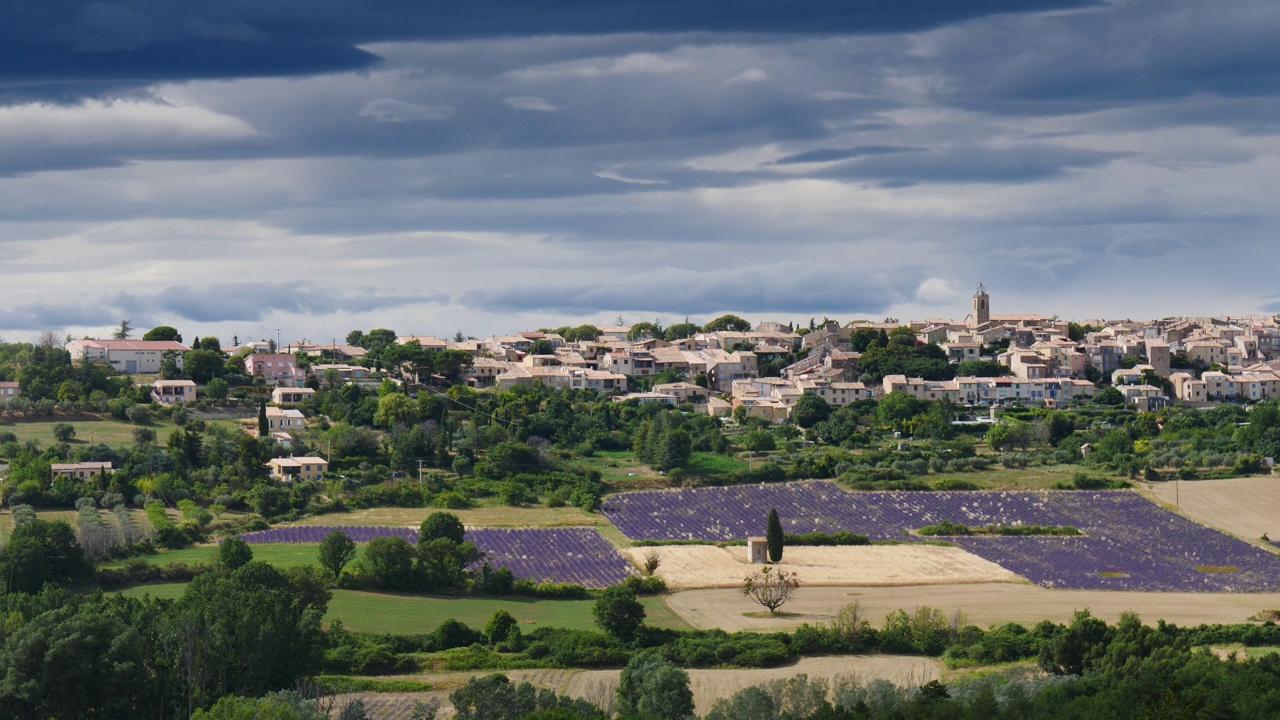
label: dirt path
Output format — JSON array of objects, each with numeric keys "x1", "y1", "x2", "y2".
[
  {"x1": 666, "y1": 584, "x2": 1280, "y2": 631},
  {"x1": 1145, "y1": 476, "x2": 1280, "y2": 542}
]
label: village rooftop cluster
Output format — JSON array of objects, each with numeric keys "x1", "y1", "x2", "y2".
[{"x1": 22, "y1": 284, "x2": 1280, "y2": 482}]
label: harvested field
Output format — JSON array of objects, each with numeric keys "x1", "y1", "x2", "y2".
[
  {"x1": 343, "y1": 657, "x2": 939, "y2": 719},
  {"x1": 562, "y1": 656, "x2": 939, "y2": 717},
  {"x1": 1146, "y1": 477, "x2": 1280, "y2": 542},
  {"x1": 667, "y1": 584, "x2": 1280, "y2": 632},
  {"x1": 620, "y1": 545, "x2": 1020, "y2": 590},
  {"x1": 332, "y1": 669, "x2": 580, "y2": 720}
]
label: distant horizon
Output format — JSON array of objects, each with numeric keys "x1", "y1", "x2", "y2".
[{"x1": 12, "y1": 291, "x2": 1279, "y2": 349}]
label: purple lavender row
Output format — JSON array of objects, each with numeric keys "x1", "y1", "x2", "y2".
[
  {"x1": 601, "y1": 481, "x2": 1280, "y2": 593},
  {"x1": 467, "y1": 528, "x2": 635, "y2": 589},
  {"x1": 239, "y1": 525, "x2": 632, "y2": 589}
]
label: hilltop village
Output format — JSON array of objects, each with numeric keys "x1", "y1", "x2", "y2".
[
  {"x1": 38, "y1": 284, "x2": 1280, "y2": 427},
  {"x1": 3, "y1": 289, "x2": 1280, "y2": 719}
]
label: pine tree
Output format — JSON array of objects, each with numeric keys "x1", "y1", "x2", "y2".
[{"x1": 766, "y1": 508, "x2": 784, "y2": 563}]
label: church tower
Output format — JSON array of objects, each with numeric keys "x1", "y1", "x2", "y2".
[{"x1": 971, "y1": 283, "x2": 990, "y2": 328}]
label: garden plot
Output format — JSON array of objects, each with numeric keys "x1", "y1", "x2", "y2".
[{"x1": 621, "y1": 545, "x2": 1019, "y2": 590}]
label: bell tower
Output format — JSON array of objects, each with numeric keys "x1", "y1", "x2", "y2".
[{"x1": 972, "y1": 283, "x2": 990, "y2": 328}]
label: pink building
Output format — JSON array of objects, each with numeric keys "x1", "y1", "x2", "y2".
[{"x1": 244, "y1": 353, "x2": 305, "y2": 387}]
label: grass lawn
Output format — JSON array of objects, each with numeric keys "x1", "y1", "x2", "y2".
[
  {"x1": 117, "y1": 582, "x2": 187, "y2": 600},
  {"x1": 685, "y1": 452, "x2": 748, "y2": 477},
  {"x1": 926, "y1": 464, "x2": 1107, "y2": 490},
  {"x1": 115, "y1": 584, "x2": 690, "y2": 633},
  {"x1": 327, "y1": 591, "x2": 601, "y2": 633},
  {"x1": 580, "y1": 450, "x2": 666, "y2": 486},
  {"x1": 99, "y1": 542, "x2": 333, "y2": 569},
  {"x1": 0, "y1": 416, "x2": 182, "y2": 448},
  {"x1": 287, "y1": 505, "x2": 611, "y2": 529}
]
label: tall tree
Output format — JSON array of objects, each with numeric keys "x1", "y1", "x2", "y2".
[
  {"x1": 703, "y1": 314, "x2": 752, "y2": 332},
  {"x1": 592, "y1": 585, "x2": 646, "y2": 643},
  {"x1": 0, "y1": 519, "x2": 92, "y2": 593},
  {"x1": 112, "y1": 320, "x2": 133, "y2": 340},
  {"x1": 318, "y1": 530, "x2": 357, "y2": 582},
  {"x1": 218, "y1": 537, "x2": 254, "y2": 571},
  {"x1": 164, "y1": 561, "x2": 330, "y2": 714},
  {"x1": 143, "y1": 326, "x2": 183, "y2": 342},
  {"x1": 766, "y1": 508, "x2": 784, "y2": 563},
  {"x1": 615, "y1": 651, "x2": 694, "y2": 720},
  {"x1": 420, "y1": 512, "x2": 466, "y2": 544}
]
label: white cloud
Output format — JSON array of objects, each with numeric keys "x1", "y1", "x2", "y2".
[
  {"x1": 507, "y1": 52, "x2": 692, "y2": 81},
  {"x1": 0, "y1": 99, "x2": 256, "y2": 145},
  {"x1": 594, "y1": 170, "x2": 668, "y2": 185},
  {"x1": 808, "y1": 90, "x2": 871, "y2": 101},
  {"x1": 358, "y1": 98, "x2": 454, "y2": 122},
  {"x1": 915, "y1": 277, "x2": 960, "y2": 304},
  {"x1": 724, "y1": 68, "x2": 768, "y2": 85},
  {"x1": 503, "y1": 96, "x2": 557, "y2": 112}
]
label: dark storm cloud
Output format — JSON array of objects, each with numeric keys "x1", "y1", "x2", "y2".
[
  {"x1": 771, "y1": 145, "x2": 923, "y2": 165},
  {"x1": 2, "y1": 0, "x2": 1097, "y2": 101},
  {"x1": 0, "y1": 282, "x2": 444, "y2": 331},
  {"x1": 923, "y1": 0, "x2": 1280, "y2": 115},
  {"x1": 816, "y1": 144, "x2": 1128, "y2": 184},
  {"x1": 460, "y1": 264, "x2": 917, "y2": 316}
]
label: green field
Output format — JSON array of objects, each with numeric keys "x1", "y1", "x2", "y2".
[
  {"x1": 289, "y1": 504, "x2": 610, "y2": 530},
  {"x1": 100, "y1": 542, "x2": 333, "y2": 569},
  {"x1": 0, "y1": 416, "x2": 240, "y2": 449},
  {"x1": 927, "y1": 464, "x2": 1109, "y2": 490},
  {"x1": 685, "y1": 452, "x2": 748, "y2": 476},
  {"x1": 581, "y1": 450, "x2": 748, "y2": 486},
  {"x1": 117, "y1": 584, "x2": 689, "y2": 633}
]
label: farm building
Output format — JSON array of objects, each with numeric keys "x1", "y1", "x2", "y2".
[
  {"x1": 267, "y1": 456, "x2": 328, "y2": 482},
  {"x1": 51, "y1": 461, "x2": 112, "y2": 481},
  {"x1": 66, "y1": 339, "x2": 190, "y2": 374}
]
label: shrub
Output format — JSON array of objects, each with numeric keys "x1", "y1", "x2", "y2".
[
  {"x1": 783, "y1": 531, "x2": 870, "y2": 546},
  {"x1": 125, "y1": 405, "x2": 152, "y2": 425},
  {"x1": 513, "y1": 580, "x2": 589, "y2": 599}
]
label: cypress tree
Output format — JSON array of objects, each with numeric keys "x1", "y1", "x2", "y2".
[
  {"x1": 257, "y1": 401, "x2": 269, "y2": 438},
  {"x1": 766, "y1": 508, "x2": 784, "y2": 563}
]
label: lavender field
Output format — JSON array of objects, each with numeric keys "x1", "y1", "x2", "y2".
[
  {"x1": 602, "y1": 482, "x2": 1280, "y2": 592},
  {"x1": 241, "y1": 526, "x2": 633, "y2": 588}
]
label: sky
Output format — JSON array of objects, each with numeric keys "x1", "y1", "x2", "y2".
[{"x1": 3, "y1": 0, "x2": 1279, "y2": 345}]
